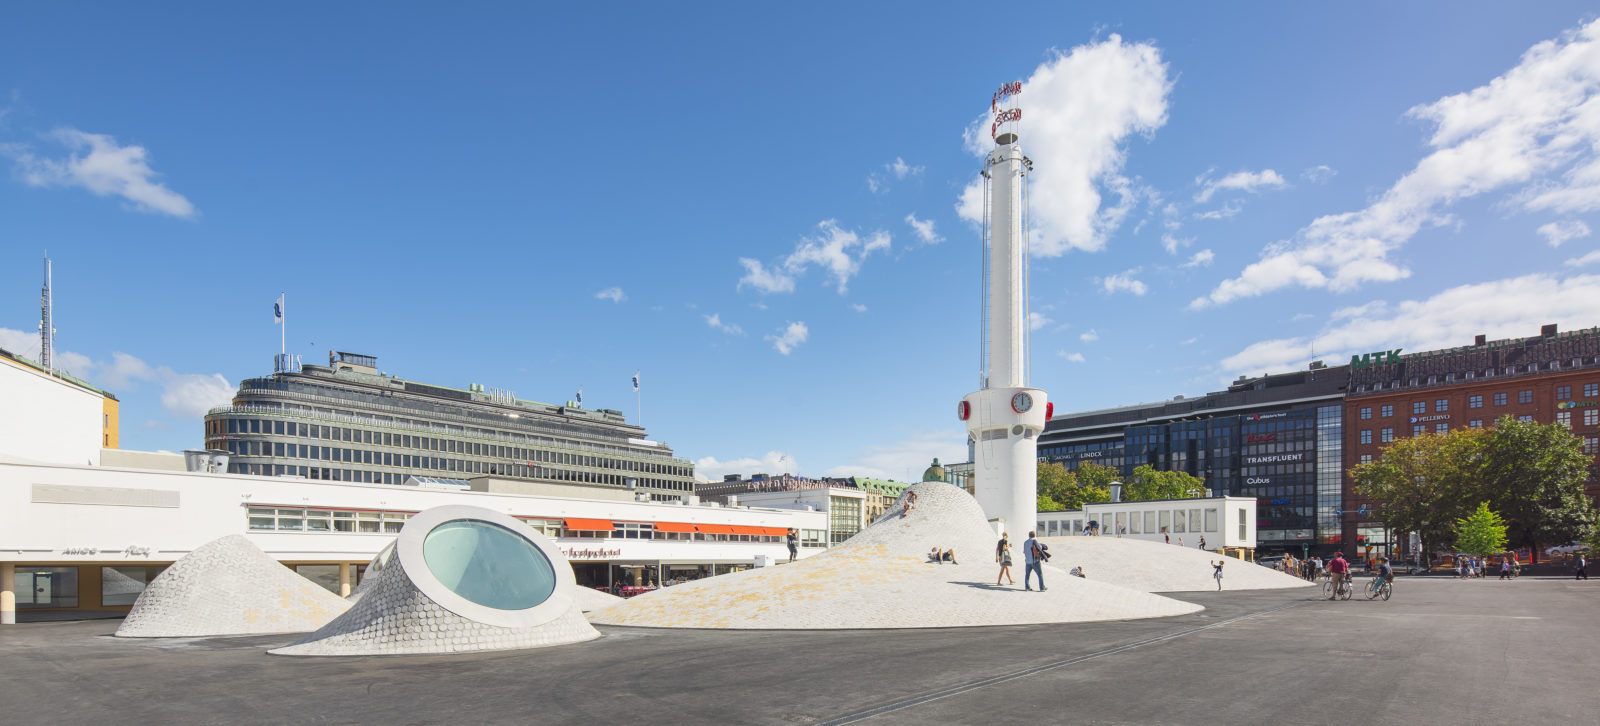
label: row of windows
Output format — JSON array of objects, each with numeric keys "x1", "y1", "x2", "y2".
[
  {"x1": 1359, "y1": 387, "x2": 1566, "y2": 419},
  {"x1": 216, "y1": 417, "x2": 691, "y2": 478},
  {"x1": 245, "y1": 506, "x2": 799, "y2": 544},
  {"x1": 1358, "y1": 408, "x2": 1600, "y2": 445},
  {"x1": 1352, "y1": 357, "x2": 1600, "y2": 393}
]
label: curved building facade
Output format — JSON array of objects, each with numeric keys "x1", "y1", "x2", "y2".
[{"x1": 203, "y1": 352, "x2": 695, "y2": 500}]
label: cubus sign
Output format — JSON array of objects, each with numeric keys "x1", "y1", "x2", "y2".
[{"x1": 1350, "y1": 349, "x2": 1402, "y2": 369}]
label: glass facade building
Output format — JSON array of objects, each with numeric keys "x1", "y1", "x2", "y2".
[
  {"x1": 1038, "y1": 364, "x2": 1348, "y2": 552},
  {"x1": 203, "y1": 352, "x2": 696, "y2": 500}
]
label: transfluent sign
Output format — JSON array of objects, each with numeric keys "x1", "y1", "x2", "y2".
[{"x1": 1350, "y1": 349, "x2": 1402, "y2": 369}]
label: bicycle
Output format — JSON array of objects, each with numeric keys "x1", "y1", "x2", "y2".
[
  {"x1": 1322, "y1": 574, "x2": 1354, "y2": 600},
  {"x1": 1365, "y1": 576, "x2": 1392, "y2": 601}
]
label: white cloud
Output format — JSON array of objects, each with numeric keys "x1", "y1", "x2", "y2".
[
  {"x1": 1180, "y1": 337, "x2": 1198, "y2": 345},
  {"x1": 1181, "y1": 249, "x2": 1215, "y2": 268},
  {"x1": 1160, "y1": 232, "x2": 1193, "y2": 254},
  {"x1": 694, "y1": 450, "x2": 798, "y2": 483},
  {"x1": 766, "y1": 321, "x2": 809, "y2": 355},
  {"x1": 1195, "y1": 19, "x2": 1600, "y2": 309},
  {"x1": 1193, "y1": 201, "x2": 1243, "y2": 221},
  {"x1": 868, "y1": 157, "x2": 925, "y2": 194},
  {"x1": 594, "y1": 287, "x2": 627, "y2": 303},
  {"x1": 3, "y1": 128, "x2": 195, "y2": 218},
  {"x1": 1097, "y1": 268, "x2": 1148, "y2": 295},
  {"x1": 1538, "y1": 219, "x2": 1591, "y2": 247},
  {"x1": 1079, "y1": 328, "x2": 1099, "y2": 343},
  {"x1": 1566, "y1": 249, "x2": 1600, "y2": 266},
  {"x1": 737, "y1": 258, "x2": 796, "y2": 294},
  {"x1": 1302, "y1": 165, "x2": 1337, "y2": 183},
  {"x1": 1029, "y1": 312, "x2": 1052, "y2": 331},
  {"x1": 1216, "y1": 272, "x2": 1600, "y2": 380},
  {"x1": 160, "y1": 373, "x2": 234, "y2": 419},
  {"x1": 904, "y1": 213, "x2": 944, "y2": 244},
  {"x1": 739, "y1": 220, "x2": 890, "y2": 295},
  {"x1": 957, "y1": 34, "x2": 1172, "y2": 256},
  {"x1": 1194, "y1": 169, "x2": 1286, "y2": 203},
  {"x1": 1059, "y1": 351, "x2": 1087, "y2": 363},
  {"x1": 0, "y1": 337, "x2": 234, "y2": 420},
  {"x1": 703, "y1": 313, "x2": 744, "y2": 336},
  {"x1": 850, "y1": 303, "x2": 868, "y2": 313},
  {"x1": 821, "y1": 430, "x2": 966, "y2": 481}
]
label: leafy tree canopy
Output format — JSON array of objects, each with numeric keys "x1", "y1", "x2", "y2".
[
  {"x1": 1352, "y1": 427, "x2": 1486, "y2": 557},
  {"x1": 1123, "y1": 464, "x2": 1206, "y2": 501},
  {"x1": 1454, "y1": 501, "x2": 1509, "y2": 558},
  {"x1": 1479, "y1": 416, "x2": 1597, "y2": 559},
  {"x1": 1036, "y1": 461, "x2": 1112, "y2": 511}
]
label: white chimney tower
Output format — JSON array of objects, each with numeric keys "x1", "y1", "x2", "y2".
[{"x1": 959, "y1": 82, "x2": 1050, "y2": 539}]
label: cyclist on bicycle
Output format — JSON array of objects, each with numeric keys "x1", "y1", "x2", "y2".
[
  {"x1": 1327, "y1": 552, "x2": 1349, "y2": 600},
  {"x1": 1373, "y1": 557, "x2": 1393, "y2": 595}
]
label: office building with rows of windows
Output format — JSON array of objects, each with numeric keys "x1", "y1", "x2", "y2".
[
  {"x1": 1343, "y1": 324, "x2": 1600, "y2": 554},
  {"x1": 203, "y1": 352, "x2": 696, "y2": 500},
  {"x1": 1036, "y1": 364, "x2": 1348, "y2": 553}
]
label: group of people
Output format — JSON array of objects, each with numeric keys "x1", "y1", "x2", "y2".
[{"x1": 994, "y1": 531, "x2": 1055, "y2": 590}]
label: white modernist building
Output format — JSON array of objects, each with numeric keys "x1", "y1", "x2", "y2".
[
  {"x1": 1036, "y1": 496, "x2": 1259, "y2": 552},
  {"x1": 962, "y1": 82, "x2": 1048, "y2": 537},
  {"x1": 0, "y1": 457, "x2": 825, "y2": 624}
]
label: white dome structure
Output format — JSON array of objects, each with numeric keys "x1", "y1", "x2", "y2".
[
  {"x1": 271, "y1": 505, "x2": 599, "y2": 656},
  {"x1": 345, "y1": 540, "x2": 395, "y2": 605},
  {"x1": 116, "y1": 535, "x2": 351, "y2": 638},
  {"x1": 1038, "y1": 536, "x2": 1314, "y2": 592},
  {"x1": 587, "y1": 483, "x2": 1201, "y2": 629}
]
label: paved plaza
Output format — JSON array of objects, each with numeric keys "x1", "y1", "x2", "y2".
[{"x1": 1, "y1": 577, "x2": 1593, "y2": 725}]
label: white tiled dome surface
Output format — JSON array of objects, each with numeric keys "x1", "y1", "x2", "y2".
[
  {"x1": 587, "y1": 483, "x2": 1202, "y2": 629},
  {"x1": 1038, "y1": 536, "x2": 1315, "y2": 592},
  {"x1": 270, "y1": 553, "x2": 599, "y2": 656},
  {"x1": 115, "y1": 535, "x2": 351, "y2": 638}
]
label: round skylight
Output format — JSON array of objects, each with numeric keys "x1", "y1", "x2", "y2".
[{"x1": 421, "y1": 519, "x2": 556, "y2": 611}]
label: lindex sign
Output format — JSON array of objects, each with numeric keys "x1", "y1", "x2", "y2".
[{"x1": 1350, "y1": 349, "x2": 1402, "y2": 369}]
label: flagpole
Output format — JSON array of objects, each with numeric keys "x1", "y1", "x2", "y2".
[{"x1": 280, "y1": 291, "x2": 286, "y2": 357}]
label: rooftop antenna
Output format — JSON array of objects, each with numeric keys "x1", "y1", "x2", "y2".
[{"x1": 39, "y1": 253, "x2": 54, "y2": 373}]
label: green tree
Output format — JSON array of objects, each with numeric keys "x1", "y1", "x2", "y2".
[
  {"x1": 1353, "y1": 427, "x2": 1487, "y2": 561},
  {"x1": 1479, "y1": 415, "x2": 1597, "y2": 563},
  {"x1": 1123, "y1": 464, "x2": 1206, "y2": 501},
  {"x1": 1454, "y1": 501, "x2": 1509, "y2": 558},
  {"x1": 1074, "y1": 461, "x2": 1120, "y2": 488},
  {"x1": 1035, "y1": 461, "x2": 1112, "y2": 511}
]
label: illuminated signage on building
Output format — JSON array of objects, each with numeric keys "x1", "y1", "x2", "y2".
[
  {"x1": 1244, "y1": 453, "x2": 1306, "y2": 465},
  {"x1": 1409, "y1": 415, "x2": 1451, "y2": 423},
  {"x1": 1350, "y1": 349, "x2": 1403, "y2": 369},
  {"x1": 1246, "y1": 433, "x2": 1276, "y2": 442}
]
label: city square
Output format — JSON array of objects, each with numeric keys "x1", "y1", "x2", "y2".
[{"x1": 4, "y1": 3, "x2": 1600, "y2": 724}]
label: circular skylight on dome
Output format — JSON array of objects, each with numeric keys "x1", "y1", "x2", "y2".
[{"x1": 421, "y1": 519, "x2": 556, "y2": 611}]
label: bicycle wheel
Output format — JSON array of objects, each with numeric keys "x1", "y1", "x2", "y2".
[
  {"x1": 1365, "y1": 580, "x2": 1378, "y2": 599},
  {"x1": 1322, "y1": 580, "x2": 1333, "y2": 599},
  {"x1": 1380, "y1": 582, "x2": 1392, "y2": 601},
  {"x1": 1340, "y1": 581, "x2": 1353, "y2": 600}
]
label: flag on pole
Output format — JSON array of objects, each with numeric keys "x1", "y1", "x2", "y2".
[
  {"x1": 632, "y1": 371, "x2": 640, "y2": 392},
  {"x1": 576, "y1": 387, "x2": 582, "y2": 405},
  {"x1": 273, "y1": 294, "x2": 284, "y2": 325}
]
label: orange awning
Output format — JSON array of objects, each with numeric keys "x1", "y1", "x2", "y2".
[
  {"x1": 728, "y1": 525, "x2": 767, "y2": 536},
  {"x1": 759, "y1": 526, "x2": 789, "y2": 536},
  {"x1": 652, "y1": 521, "x2": 696, "y2": 533},
  {"x1": 564, "y1": 517, "x2": 614, "y2": 531},
  {"x1": 696, "y1": 523, "x2": 735, "y2": 534}
]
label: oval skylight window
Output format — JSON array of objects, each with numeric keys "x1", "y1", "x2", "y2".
[{"x1": 422, "y1": 519, "x2": 556, "y2": 611}]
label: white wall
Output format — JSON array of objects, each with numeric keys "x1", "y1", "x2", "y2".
[
  {"x1": 0, "y1": 361, "x2": 104, "y2": 466},
  {"x1": 1038, "y1": 497, "x2": 1257, "y2": 549},
  {"x1": 0, "y1": 458, "x2": 826, "y2": 565}
]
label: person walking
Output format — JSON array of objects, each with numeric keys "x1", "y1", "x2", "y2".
[
  {"x1": 1499, "y1": 558, "x2": 1512, "y2": 580},
  {"x1": 1575, "y1": 552, "x2": 1589, "y2": 581},
  {"x1": 1164, "y1": 530, "x2": 1170, "y2": 544},
  {"x1": 1198, "y1": 535, "x2": 1207, "y2": 550},
  {"x1": 786, "y1": 528, "x2": 799, "y2": 563},
  {"x1": 995, "y1": 533, "x2": 1016, "y2": 586},
  {"x1": 1023, "y1": 531, "x2": 1047, "y2": 591},
  {"x1": 1211, "y1": 559, "x2": 1224, "y2": 590}
]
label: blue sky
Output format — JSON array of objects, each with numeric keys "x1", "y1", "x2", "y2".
[{"x1": 3, "y1": 3, "x2": 1599, "y2": 482}]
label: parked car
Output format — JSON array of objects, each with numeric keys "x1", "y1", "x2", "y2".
[{"x1": 1545, "y1": 542, "x2": 1591, "y2": 556}]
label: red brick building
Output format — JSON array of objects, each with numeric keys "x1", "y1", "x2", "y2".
[{"x1": 1342, "y1": 324, "x2": 1600, "y2": 556}]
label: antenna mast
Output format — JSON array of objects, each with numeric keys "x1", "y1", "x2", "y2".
[{"x1": 39, "y1": 254, "x2": 54, "y2": 372}]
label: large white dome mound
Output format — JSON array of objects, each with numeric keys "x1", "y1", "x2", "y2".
[
  {"x1": 116, "y1": 535, "x2": 351, "y2": 638},
  {"x1": 587, "y1": 483, "x2": 1201, "y2": 629},
  {"x1": 1038, "y1": 536, "x2": 1314, "y2": 592},
  {"x1": 272, "y1": 505, "x2": 599, "y2": 656}
]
